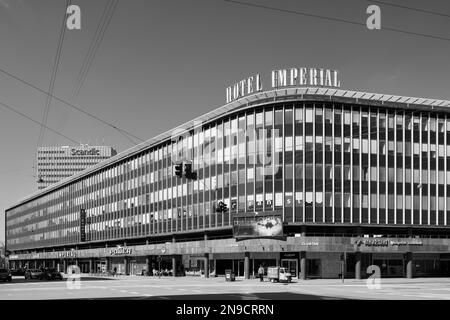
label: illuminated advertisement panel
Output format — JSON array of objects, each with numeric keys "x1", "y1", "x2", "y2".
[{"x1": 233, "y1": 214, "x2": 284, "y2": 240}]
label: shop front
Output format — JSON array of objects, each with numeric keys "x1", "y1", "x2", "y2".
[
  {"x1": 110, "y1": 257, "x2": 126, "y2": 275},
  {"x1": 280, "y1": 252, "x2": 299, "y2": 278},
  {"x1": 129, "y1": 257, "x2": 147, "y2": 275},
  {"x1": 371, "y1": 253, "x2": 405, "y2": 278}
]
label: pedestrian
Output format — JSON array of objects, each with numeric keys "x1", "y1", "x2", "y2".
[
  {"x1": 113, "y1": 267, "x2": 117, "y2": 276},
  {"x1": 258, "y1": 265, "x2": 264, "y2": 282}
]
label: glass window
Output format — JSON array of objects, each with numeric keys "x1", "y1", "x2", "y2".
[
  {"x1": 306, "y1": 108, "x2": 313, "y2": 122},
  {"x1": 315, "y1": 107, "x2": 323, "y2": 123},
  {"x1": 344, "y1": 111, "x2": 351, "y2": 125},
  {"x1": 295, "y1": 107, "x2": 303, "y2": 122},
  {"x1": 325, "y1": 109, "x2": 332, "y2": 124}
]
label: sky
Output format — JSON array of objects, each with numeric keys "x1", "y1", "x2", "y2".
[{"x1": 0, "y1": 0, "x2": 449, "y2": 243}]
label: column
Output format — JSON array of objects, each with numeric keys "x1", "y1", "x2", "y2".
[
  {"x1": 63, "y1": 260, "x2": 67, "y2": 274},
  {"x1": 204, "y1": 253, "x2": 209, "y2": 278},
  {"x1": 146, "y1": 257, "x2": 150, "y2": 276},
  {"x1": 124, "y1": 257, "x2": 128, "y2": 275},
  {"x1": 300, "y1": 251, "x2": 306, "y2": 280},
  {"x1": 172, "y1": 236, "x2": 177, "y2": 277},
  {"x1": 106, "y1": 257, "x2": 110, "y2": 274},
  {"x1": 89, "y1": 259, "x2": 93, "y2": 274},
  {"x1": 355, "y1": 251, "x2": 362, "y2": 280},
  {"x1": 172, "y1": 256, "x2": 176, "y2": 277},
  {"x1": 406, "y1": 252, "x2": 413, "y2": 279},
  {"x1": 244, "y1": 252, "x2": 250, "y2": 279}
]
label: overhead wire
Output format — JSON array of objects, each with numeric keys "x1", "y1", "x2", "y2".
[
  {"x1": 36, "y1": 0, "x2": 71, "y2": 150},
  {"x1": 0, "y1": 99, "x2": 80, "y2": 145},
  {"x1": 72, "y1": 0, "x2": 120, "y2": 99},
  {"x1": 0, "y1": 67, "x2": 144, "y2": 144},
  {"x1": 367, "y1": 0, "x2": 450, "y2": 19},
  {"x1": 222, "y1": 0, "x2": 450, "y2": 42}
]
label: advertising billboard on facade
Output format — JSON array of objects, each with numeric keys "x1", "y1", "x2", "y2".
[
  {"x1": 233, "y1": 214, "x2": 284, "y2": 240},
  {"x1": 80, "y1": 209, "x2": 86, "y2": 242}
]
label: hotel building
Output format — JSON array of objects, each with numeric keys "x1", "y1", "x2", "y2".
[
  {"x1": 37, "y1": 145, "x2": 117, "y2": 189},
  {"x1": 5, "y1": 68, "x2": 450, "y2": 279}
]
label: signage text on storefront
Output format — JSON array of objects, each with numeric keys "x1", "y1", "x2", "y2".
[{"x1": 109, "y1": 246, "x2": 133, "y2": 256}]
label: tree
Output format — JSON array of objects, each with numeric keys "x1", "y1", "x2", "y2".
[{"x1": 0, "y1": 242, "x2": 5, "y2": 268}]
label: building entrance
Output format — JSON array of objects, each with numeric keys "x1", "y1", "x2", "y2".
[
  {"x1": 232, "y1": 260, "x2": 245, "y2": 277},
  {"x1": 97, "y1": 261, "x2": 107, "y2": 274},
  {"x1": 281, "y1": 259, "x2": 298, "y2": 278}
]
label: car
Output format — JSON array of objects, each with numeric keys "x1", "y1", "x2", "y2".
[
  {"x1": 10, "y1": 269, "x2": 25, "y2": 276},
  {"x1": 24, "y1": 269, "x2": 44, "y2": 280},
  {"x1": 39, "y1": 268, "x2": 63, "y2": 280},
  {"x1": 0, "y1": 269, "x2": 12, "y2": 282}
]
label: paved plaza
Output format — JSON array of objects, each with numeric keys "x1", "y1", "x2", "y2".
[{"x1": 1, "y1": 275, "x2": 450, "y2": 300}]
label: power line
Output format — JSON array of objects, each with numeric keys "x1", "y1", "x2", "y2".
[
  {"x1": 72, "y1": 0, "x2": 120, "y2": 99},
  {"x1": 36, "y1": 0, "x2": 71, "y2": 150},
  {"x1": 0, "y1": 67, "x2": 145, "y2": 144},
  {"x1": 222, "y1": 0, "x2": 450, "y2": 42},
  {"x1": 368, "y1": 0, "x2": 450, "y2": 19},
  {"x1": 71, "y1": 0, "x2": 113, "y2": 99},
  {"x1": 0, "y1": 100, "x2": 79, "y2": 145}
]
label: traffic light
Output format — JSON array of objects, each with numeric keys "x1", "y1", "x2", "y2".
[
  {"x1": 216, "y1": 201, "x2": 229, "y2": 213},
  {"x1": 174, "y1": 163, "x2": 183, "y2": 177},
  {"x1": 184, "y1": 163, "x2": 197, "y2": 180},
  {"x1": 222, "y1": 202, "x2": 229, "y2": 213}
]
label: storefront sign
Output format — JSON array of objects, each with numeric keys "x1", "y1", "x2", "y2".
[
  {"x1": 354, "y1": 239, "x2": 424, "y2": 247},
  {"x1": 58, "y1": 251, "x2": 77, "y2": 258},
  {"x1": 109, "y1": 246, "x2": 133, "y2": 256},
  {"x1": 226, "y1": 67, "x2": 341, "y2": 103},
  {"x1": 300, "y1": 241, "x2": 319, "y2": 246},
  {"x1": 354, "y1": 239, "x2": 389, "y2": 247},
  {"x1": 390, "y1": 240, "x2": 423, "y2": 246},
  {"x1": 280, "y1": 252, "x2": 299, "y2": 259}
]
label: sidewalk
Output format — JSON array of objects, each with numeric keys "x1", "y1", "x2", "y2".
[{"x1": 75, "y1": 273, "x2": 450, "y2": 285}]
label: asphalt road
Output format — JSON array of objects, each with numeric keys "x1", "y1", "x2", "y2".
[{"x1": 1, "y1": 276, "x2": 450, "y2": 300}]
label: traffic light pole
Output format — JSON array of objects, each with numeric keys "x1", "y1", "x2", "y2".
[{"x1": 341, "y1": 252, "x2": 346, "y2": 283}]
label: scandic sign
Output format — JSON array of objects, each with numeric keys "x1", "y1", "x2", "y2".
[
  {"x1": 71, "y1": 148, "x2": 100, "y2": 156},
  {"x1": 226, "y1": 67, "x2": 341, "y2": 103}
]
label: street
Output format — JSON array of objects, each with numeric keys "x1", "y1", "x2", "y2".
[{"x1": 1, "y1": 276, "x2": 450, "y2": 300}]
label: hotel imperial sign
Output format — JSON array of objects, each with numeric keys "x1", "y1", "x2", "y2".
[{"x1": 226, "y1": 67, "x2": 341, "y2": 104}]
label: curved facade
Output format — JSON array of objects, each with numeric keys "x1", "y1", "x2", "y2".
[{"x1": 5, "y1": 87, "x2": 450, "y2": 278}]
